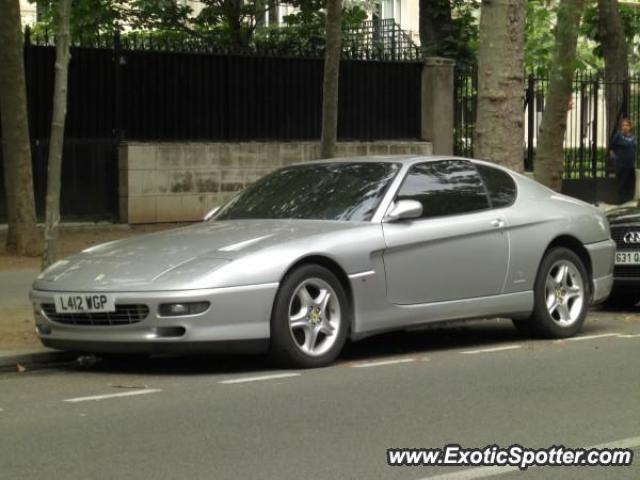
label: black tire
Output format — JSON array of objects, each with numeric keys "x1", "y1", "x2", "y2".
[
  {"x1": 604, "y1": 291, "x2": 639, "y2": 309},
  {"x1": 269, "y1": 264, "x2": 350, "y2": 368},
  {"x1": 518, "y1": 247, "x2": 590, "y2": 339}
]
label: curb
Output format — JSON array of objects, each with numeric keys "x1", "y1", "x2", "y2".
[{"x1": 0, "y1": 349, "x2": 78, "y2": 372}]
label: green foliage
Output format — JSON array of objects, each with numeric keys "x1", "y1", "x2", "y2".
[
  {"x1": 448, "y1": 0, "x2": 479, "y2": 66},
  {"x1": 29, "y1": 0, "x2": 120, "y2": 36},
  {"x1": 421, "y1": 0, "x2": 479, "y2": 66},
  {"x1": 581, "y1": 2, "x2": 640, "y2": 72},
  {"x1": 28, "y1": 0, "x2": 370, "y2": 55},
  {"x1": 525, "y1": 0, "x2": 555, "y2": 73}
]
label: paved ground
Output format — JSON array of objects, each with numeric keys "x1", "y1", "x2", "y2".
[
  {"x1": 1, "y1": 311, "x2": 638, "y2": 480},
  {"x1": 0, "y1": 269, "x2": 40, "y2": 349}
]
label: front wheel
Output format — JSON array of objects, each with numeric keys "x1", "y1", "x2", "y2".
[
  {"x1": 269, "y1": 264, "x2": 349, "y2": 368},
  {"x1": 515, "y1": 247, "x2": 590, "y2": 339}
]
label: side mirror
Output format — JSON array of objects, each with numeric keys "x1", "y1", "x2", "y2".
[
  {"x1": 383, "y1": 200, "x2": 423, "y2": 222},
  {"x1": 203, "y1": 206, "x2": 220, "y2": 222}
]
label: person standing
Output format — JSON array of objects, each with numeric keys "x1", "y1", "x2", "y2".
[{"x1": 609, "y1": 118, "x2": 637, "y2": 204}]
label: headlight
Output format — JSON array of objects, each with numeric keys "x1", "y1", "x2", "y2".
[{"x1": 158, "y1": 302, "x2": 210, "y2": 317}]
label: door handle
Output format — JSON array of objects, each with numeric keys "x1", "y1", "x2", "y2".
[{"x1": 491, "y1": 219, "x2": 505, "y2": 228}]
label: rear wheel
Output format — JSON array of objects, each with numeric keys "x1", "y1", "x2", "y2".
[
  {"x1": 270, "y1": 264, "x2": 349, "y2": 368},
  {"x1": 514, "y1": 247, "x2": 589, "y2": 338}
]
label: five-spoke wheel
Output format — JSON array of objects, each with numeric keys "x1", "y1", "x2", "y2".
[
  {"x1": 270, "y1": 264, "x2": 349, "y2": 368},
  {"x1": 544, "y1": 260, "x2": 585, "y2": 327},
  {"x1": 513, "y1": 247, "x2": 589, "y2": 338},
  {"x1": 288, "y1": 278, "x2": 341, "y2": 357}
]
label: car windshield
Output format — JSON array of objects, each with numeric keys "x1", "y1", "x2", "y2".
[{"x1": 214, "y1": 162, "x2": 400, "y2": 222}]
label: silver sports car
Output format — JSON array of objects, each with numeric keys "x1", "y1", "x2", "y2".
[{"x1": 31, "y1": 156, "x2": 615, "y2": 367}]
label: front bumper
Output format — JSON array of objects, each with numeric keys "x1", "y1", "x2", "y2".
[
  {"x1": 586, "y1": 239, "x2": 616, "y2": 304},
  {"x1": 30, "y1": 283, "x2": 278, "y2": 354}
]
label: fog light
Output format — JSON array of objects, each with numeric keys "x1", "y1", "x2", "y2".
[
  {"x1": 36, "y1": 324, "x2": 52, "y2": 335},
  {"x1": 158, "y1": 302, "x2": 210, "y2": 317}
]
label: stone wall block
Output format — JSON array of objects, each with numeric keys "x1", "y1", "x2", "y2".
[
  {"x1": 126, "y1": 144, "x2": 157, "y2": 170},
  {"x1": 128, "y1": 196, "x2": 157, "y2": 223},
  {"x1": 157, "y1": 144, "x2": 185, "y2": 169},
  {"x1": 194, "y1": 171, "x2": 221, "y2": 193},
  {"x1": 120, "y1": 141, "x2": 432, "y2": 223},
  {"x1": 183, "y1": 143, "x2": 208, "y2": 168}
]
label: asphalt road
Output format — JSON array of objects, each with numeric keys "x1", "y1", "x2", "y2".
[{"x1": 1, "y1": 310, "x2": 639, "y2": 480}]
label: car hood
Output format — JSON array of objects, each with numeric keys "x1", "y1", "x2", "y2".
[
  {"x1": 33, "y1": 220, "x2": 363, "y2": 292},
  {"x1": 607, "y1": 205, "x2": 640, "y2": 226}
]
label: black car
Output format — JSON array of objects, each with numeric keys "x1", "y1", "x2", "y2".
[{"x1": 606, "y1": 205, "x2": 640, "y2": 307}]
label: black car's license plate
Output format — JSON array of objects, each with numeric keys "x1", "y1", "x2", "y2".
[{"x1": 615, "y1": 251, "x2": 640, "y2": 265}]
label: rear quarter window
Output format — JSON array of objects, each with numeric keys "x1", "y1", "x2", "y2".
[{"x1": 476, "y1": 163, "x2": 517, "y2": 208}]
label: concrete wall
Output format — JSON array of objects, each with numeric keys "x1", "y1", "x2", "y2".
[{"x1": 119, "y1": 141, "x2": 432, "y2": 223}]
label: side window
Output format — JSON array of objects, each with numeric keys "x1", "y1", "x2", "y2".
[
  {"x1": 396, "y1": 160, "x2": 490, "y2": 219},
  {"x1": 475, "y1": 163, "x2": 517, "y2": 208}
]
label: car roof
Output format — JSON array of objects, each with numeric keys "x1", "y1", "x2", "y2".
[{"x1": 296, "y1": 154, "x2": 477, "y2": 166}]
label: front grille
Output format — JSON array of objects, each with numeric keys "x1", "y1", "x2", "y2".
[
  {"x1": 611, "y1": 227, "x2": 640, "y2": 250},
  {"x1": 41, "y1": 304, "x2": 149, "y2": 326},
  {"x1": 614, "y1": 266, "x2": 640, "y2": 278}
]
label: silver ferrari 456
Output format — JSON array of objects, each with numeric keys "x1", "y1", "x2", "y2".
[{"x1": 31, "y1": 156, "x2": 615, "y2": 367}]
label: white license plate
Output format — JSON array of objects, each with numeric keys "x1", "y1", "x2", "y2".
[
  {"x1": 54, "y1": 294, "x2": 116, "y2": 314},
  {"x1": 615, "y1": 251, "x2": 640, "y2": 265}
]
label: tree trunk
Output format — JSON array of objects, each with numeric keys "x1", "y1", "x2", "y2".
[
  {"x1": 419, "y1": 0, "x2": 454, "y2": 57},
  {"x1": 0, "y1": 0, "x2": 40, "y2": 256},
  {"x1": 223, "y1": 0, "x2": 249, "y2": 51},
  {"x1": 268, "y1": 0, "x2": 278, "y2": 26},
  {"x1": 42, "y1": 0, "x2": 72, "y2": 270},
  {"x1": 598, "y1": 0, "x2": 629, "y2": 140},
  {"x1": 534, "y1": 0, "x2": 584, "y2": 191},
  {"x1": 320, "y1": 0, "x2": 342, "y2": 159},
  {"x1": 474, "y1": 0, "x2": 526, "y2": 171},
  {"x1": 256, "y1": 0, "x2": 266, "y2": 28}
]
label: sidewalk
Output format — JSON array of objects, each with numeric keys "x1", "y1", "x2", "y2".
[
  {"x1": 0, "y1": 223, "x2": 182, "y2": 370},
  {"x1": 0, "y1": 269, "x2": 74, "y2": 370}
]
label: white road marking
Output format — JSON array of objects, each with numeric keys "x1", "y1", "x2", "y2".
[
  {"x1": 219, "y1": 373, "x2": 301, "y2": 384},
  {"x1": 461, "y1": 346, "x2": 521, "y2": 355},
  {"x1": 417, "y1": 435, "x2": 640, "y2": 480},
  {"x1": 562, "y1": 333, "x2": 620, "y2": 342},
  {"x1": 64, "y1": 389, "x2": 162, "y2": 403},
  {"x1": 350, "y1": 358, "x2": 416, "y2": 368},
  {"x1": 617, "y1": 333, "x2": 640, "y2": 338}
]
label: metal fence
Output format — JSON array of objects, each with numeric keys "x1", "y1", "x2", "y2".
[
  {"x1": 23, "y1": 33, "x2": 422, "y2": 142},
  {"x1": 455, "y1": 68, "x2": 640, "y2": 177},
  {"x1": 454, "y1": 68, "x2": 640, "y2": 203},
  {"x1": 343, "y1": 19, "x2": 421, "y2": 61},
  {"x1": 29, "y1": 19, "x2": 421, "y2": 61}
]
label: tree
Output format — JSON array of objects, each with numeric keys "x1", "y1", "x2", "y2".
[
  {"x1": 534, "y1": 0, "x2": 585, "y2": 191},
  {"x1": 419, "y1": 0, "x2": 479, "y2": 65},
  {"x1": 42, "y1": 0, "x2": 72, "y2": 270},
  {"x1": 474, "y1": 0, "x2": 525, "y2": 171},
  {"x1": 420, "y1": 0, "x2": 455, "y2": 56},
  {"x1": 0, "y1": 0, "x2": 40, "y2": 256},
  {"x1": 320, "y1": 0, "x2": 342, "y2": 159},
  {"x1": 597, "y1": 0, "x2": 629, "y2": 139},
  {"x1": 524, "y1": 0, "x2": 556, "y2": 73}
]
